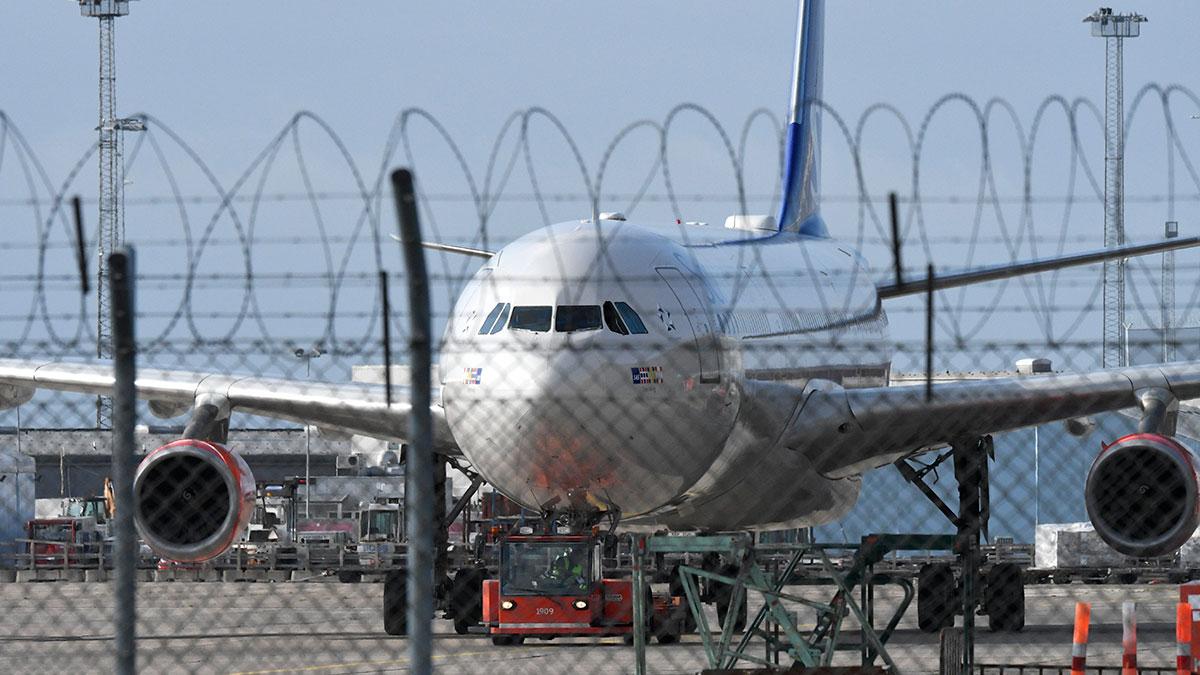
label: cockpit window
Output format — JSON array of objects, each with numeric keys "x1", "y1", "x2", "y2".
[
  {"x1": 510, "y1": 306, "x2": 552, "y2": 332},
  {"x1": 603, "y1": 301, "x2": 648, "y2": 335},
  {"x1": 555, "y1": 305, "x2": 602, "y2": 333},
  {"x1": 478, "y1": 303, "x2": 511, "y2": 335},
  {"x1": 603, "y1": 302, "x2": 628, "y2": 335},
  {"x1": 615, "y1": 302, "x2": 648, "y2": 334}
]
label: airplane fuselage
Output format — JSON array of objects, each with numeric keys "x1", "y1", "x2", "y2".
[{"x1": 440, "y1": 218, "x2": 889, "y2": 530}]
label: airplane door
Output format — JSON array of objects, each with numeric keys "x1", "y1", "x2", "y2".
[{"x1": 656, "y1": 267, "x2": 721, "y2": 383}]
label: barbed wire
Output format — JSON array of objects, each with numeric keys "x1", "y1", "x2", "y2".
[{"x1": 1, "y1": 85, "x2": 1199, "y2": 359}]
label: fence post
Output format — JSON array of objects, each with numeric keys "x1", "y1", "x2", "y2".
[
  {"x1": 109, "y1": 247, "x2": 137, "y2": 675},
  {"x1": 392, "y1": 168, "x2": 433, "y2": 675},
  {"x1": 633, "y1": 534, "x2": 647, "y2": 675}
]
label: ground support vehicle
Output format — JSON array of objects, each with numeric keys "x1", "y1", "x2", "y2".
[
  {"x1": 23, "y1": 517, "x2": 105, "y2": 569},
  {"x1": 352, "y1": 502, "x2": 403, "y2": 572},
  {"x1": 481, "y1": 532, "x2": 681, "y2": 645}
]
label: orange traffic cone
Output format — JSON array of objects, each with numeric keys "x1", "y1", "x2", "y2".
[
  {"x1": 1122, "y1": 601, "x2": 1137, "y2": 675},
  {"x1": 1072, "y1": 602, "x2": 1090, "y2": 675},
  {"x1": 1178, "y1": 602, "x2": 1193, "y2": 675}
]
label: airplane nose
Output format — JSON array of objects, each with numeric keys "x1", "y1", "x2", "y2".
[{"x1": 445, "y1": 340, "x2": 731, "y2": 517}]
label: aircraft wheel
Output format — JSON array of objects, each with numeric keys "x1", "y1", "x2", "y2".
[
  {"x1": 917, "y1": 563, "x2": 955, "y2": 633},
  {"x1": 938, "y1": 627, "x2": 964, "y2": 674},
  {"x1": 383, "y1": 570, "x2": 407, "y2": 636},
  {"x1": 667, "y1": 561, "x2": 685, "y2": 597},
  {"x1": 664, "y1": 562, "x2": 696, "y2": 633},
  {"x1": 986, "y1": 563, "x2": 1025, "y2": 632},
  {"x1": 714, "y1": 565, "x2": 747, "y2": 633},
  {"x1": 448, "y1": 567, "x2": 485, "y2": 631}
]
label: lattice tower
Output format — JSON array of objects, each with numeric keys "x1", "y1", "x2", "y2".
[{"x1": 1085, "y1": 7, "x2": 1146, "y2": 368}]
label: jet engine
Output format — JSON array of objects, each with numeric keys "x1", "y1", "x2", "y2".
[
  {"x1": 1085, "y1": 432, "x2": 1200, "y2": 558},
  {"x1": 133, "y1": 439, "x2": 256, "y2": 562}
]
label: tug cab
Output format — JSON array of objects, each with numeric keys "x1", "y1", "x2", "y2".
[{"x1": 483, "y1": 532, "x2": 680, "y2": 645}]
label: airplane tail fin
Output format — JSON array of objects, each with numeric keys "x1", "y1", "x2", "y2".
[{"x1": 776, "y1": 0, "x2": 826, "y2": 237}]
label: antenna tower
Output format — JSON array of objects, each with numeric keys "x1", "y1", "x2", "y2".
[
  {"x1": 1084, "y1": 7, "x2": 1147, "y2": 368},
  {"x1": 77, "y1": 0, "x2": 143, "y2": 426}
]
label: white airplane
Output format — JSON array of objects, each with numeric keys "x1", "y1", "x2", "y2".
[{"x1": 2, "y1": 0, "x2": 1199, "y2": 634}]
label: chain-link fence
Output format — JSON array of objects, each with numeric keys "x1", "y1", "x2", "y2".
[{"x1": 4, "y1": 97, "x2": 1200, "y2": 674}]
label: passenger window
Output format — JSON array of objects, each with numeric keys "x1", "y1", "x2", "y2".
[
  {"x1": 603, "y1": 301, "x2": 629, "y2": 335},
  {"x1": 478, "y1": 303, "x2": 511, "y2": 335},
  {"x1": 555, "y1": 305, "x2": 602, "y2": 333},
  {"x1": 510, "y1": 306, "x2": 552, "y2": 332},
  {"x1": 615, "y1": 302, "x2": 648, "y2": 334}
]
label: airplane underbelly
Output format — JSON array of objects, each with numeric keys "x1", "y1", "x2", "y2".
[
  {"x1": 630, "y1": 446, "x2": 861, "y2": 531},
  {"x1": 625, "y1": 378, "x2": 861, "y2": 530}
]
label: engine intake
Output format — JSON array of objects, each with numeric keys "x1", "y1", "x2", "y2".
[
  {"x1": 1085, "y1": 433, "x2": 1200, "y2": 558},
  {"x1": 133, "y1": 439, "x2": 255, "y2": 562}
]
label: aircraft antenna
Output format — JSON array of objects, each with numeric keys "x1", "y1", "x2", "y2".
[
  {"x1": 76, "y1": 0, "x2": 144, "y2": 426},
  {"x1": 1084, "y1": 7, "x2": 1146, "y2": 368}
]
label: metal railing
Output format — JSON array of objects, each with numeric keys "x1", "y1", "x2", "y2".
[{"x1": 13, "y1": 538, "x2": 114, "y2": 571}]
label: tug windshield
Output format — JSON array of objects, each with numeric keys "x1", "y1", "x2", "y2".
[{"x1": 500, "y1": 541, "x2": 595, "y2": 596}]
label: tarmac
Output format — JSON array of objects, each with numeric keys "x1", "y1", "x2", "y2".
[{"x1": 0, "y1": 580, "x2": 1189, "y2": 674}]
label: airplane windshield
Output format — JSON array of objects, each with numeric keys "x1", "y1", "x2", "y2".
[
  {"x1": 615, "y1": 302, "x2": 648, "y2": 334},
  {"x1": 603, "y1": 301, "x2": 628, "y2": 335},
  {"x1": 555, "y1": 305, "x2": 601, "y2": 333},
  {"x1": 510, "y1": 306, "x2": 552, "y2": 332},
  {"x1": 604, "y1": 301, "x2": 648, "y2": 335},
  {"x1": 478, "y1": 303, "x2": 511, "y2": 335}
]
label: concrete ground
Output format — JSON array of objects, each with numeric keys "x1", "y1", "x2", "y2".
[{"x1": 0, "y1": 580, "x2": 1186, "y2": 674}]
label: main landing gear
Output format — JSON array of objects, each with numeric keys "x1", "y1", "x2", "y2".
[{"x1": 897, "y1": 435, "x2": 1025, "y2": 672}]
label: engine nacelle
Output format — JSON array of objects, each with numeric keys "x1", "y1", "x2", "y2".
[
  {"x1": 133, "y1": 439, "x2": 256, "y2": 563},
  {"x1": 1085, "y1": 432, "x2": 1200, "y2": 558}
]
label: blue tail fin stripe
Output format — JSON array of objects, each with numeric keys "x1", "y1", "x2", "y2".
[{"x1": 776, "y1": 0, "x2": 826, "y2": 238}]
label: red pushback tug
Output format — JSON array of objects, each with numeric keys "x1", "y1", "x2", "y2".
[{"x1": 482, "y1": 531, "x2": 682, "y2": 646}]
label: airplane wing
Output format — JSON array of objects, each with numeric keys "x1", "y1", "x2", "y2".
[
  {"x1": 0, "y1": 358, "x2": 459, "y2": 454},
  {"x1": 876, "y1": 236, "x2": 1200, "y2": 300},
  {"x1": 785, "y1": 361, "x2": 1200, "y2": 478},
  {"x1": 388, "y1": 234, "x2": 496, "y2": 259}
]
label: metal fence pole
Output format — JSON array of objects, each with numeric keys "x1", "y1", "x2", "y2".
[
  {"x1": 633, "y1": 535, "x2": 647, "y2": 675},
  {"x1": 392, "y1": 168, "x2": 433, "y2": 675},
  {"x1": 109, "y1": 247, "x2": 137, "y2": 675}
]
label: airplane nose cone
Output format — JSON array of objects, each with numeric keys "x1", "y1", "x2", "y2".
[{"x1": 444, "y1": 339, "x2": 735, "y2": 517}]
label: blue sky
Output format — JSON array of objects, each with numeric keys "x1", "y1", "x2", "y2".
[
  {"x1": 1, "y1": 2, "x2": 1199, "y2": 362},
  {"x1": 2, "y1": 2, "x2": 1196, "y2": 179}
]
